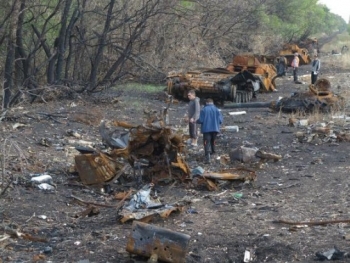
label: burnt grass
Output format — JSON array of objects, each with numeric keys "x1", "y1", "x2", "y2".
[{"x1": 1, "y1": 58, "x2": 350, "y2": 263}]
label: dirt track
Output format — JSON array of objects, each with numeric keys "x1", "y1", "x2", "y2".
[{"x1": 1, "y1": 54, "x2": 350, "y2": 263}]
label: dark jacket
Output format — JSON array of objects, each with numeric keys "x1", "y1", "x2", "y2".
[{"x1": 197, "y1": 103, "x2": 223, "y2": 133}]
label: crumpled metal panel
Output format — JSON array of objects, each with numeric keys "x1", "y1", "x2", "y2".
[
  {"x1": 171, "y1": 155, "x2": 191, "y2": 175},
  {"x1": 119, "y1": 205, "x2": 183, "y2": 223},
  {"x1": 203, "y1": 168, "x2": 257, "y2": 181},
  {"x1": 75, "y1": 153, "x2": 124, "y2": 185},
  {"x1": 126, "y1": 221, "x2": 190, "y2": 263},
  {"x1": 77, "y1": 101, "x2": 190, "y2": 185}
]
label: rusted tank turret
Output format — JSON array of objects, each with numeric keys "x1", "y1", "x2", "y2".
[
  {"x1": 224, "y1": 79, "x2": 344, "y2": 113},
  {"x1": 226, "y1": 54, "x2": 278, "y2": 92},
  {"x1": 166, "y1": 54, "x2": 279, "y2": 105},
  {"x1": 279, "y1": 44, "x2": 311, "y2": 66}
]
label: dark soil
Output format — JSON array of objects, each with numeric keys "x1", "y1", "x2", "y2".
[{"x1": 1, "y1": 56, "x2": 350, "y2": 263}]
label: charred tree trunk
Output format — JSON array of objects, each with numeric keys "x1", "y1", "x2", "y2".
[
  {"x1": 3, "y1": 38, "x2": 15, "y2": 109},
  {"x1": 2, "y1": 0, "x2": 20, "y2": 109},
  {"x1": 72, "y1": 0, "x2": 87, "y2": 83},
  {"x1": 55, "y1": 0, "x2": 73, "y2": 84},
  {"x1": 14, "y1": 0, "x2": 26, "y2": 88},
  {"x1": 64, "y1": 8, "x2": 80, "y2": 83},
  {"x1": 87, "y1": 0, "x2": 116, "y2": 91}
]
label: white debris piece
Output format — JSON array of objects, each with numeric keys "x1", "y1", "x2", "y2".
[
  {"x1": 125, "y1": 183, "x2": 162, "y2": 211},
  {"x1": 31, "y1": 174, "x2": 53, "y2": 184},
  {"x1": 229, "y1": 111, "x2": 246, "y2": 116},
  {"x1": 298, "y1": 119, "x2": 308, "y2": 126},
  {"x1": 223, "y1": 126, "x2": 239, "y2": 132},
  {"x1": 244, "y1": 250, "x2": 252, "y2": 262},
  {"x1": 37, "y1": 183, "x2": 55, "y2": 191},
  {"x1": 332, "y1": 115, "x2": 350, "y2": 121}
]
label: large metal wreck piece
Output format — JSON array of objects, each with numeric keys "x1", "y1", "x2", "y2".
[
  {"x1": 166, "y1": 54, "x2": 278, "y2": 105},
  {"x1": 279, "y1": 44, "x2": 312, "y2": 65},
  {"x1": 75, "y1": 104, "x2": 191, "y2": 185},
  {"x1": 126, "y1": 221, "x2": 190, "y2": 263},
  {"x1": 75, "y1": 152, "x2": 125, "y2": 184},
  {"x1": 224, "y1": 78, "x2": 344, "y2": 113}
]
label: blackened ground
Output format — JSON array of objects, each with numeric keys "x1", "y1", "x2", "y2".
[{"x1": 1, "y1": 55, "x2": 350, "y2": 263}]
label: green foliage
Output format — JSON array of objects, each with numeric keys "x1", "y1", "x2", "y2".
[
  {"x1": 180, "y1": 1, "x2": 194, "y2": 8},
  {"x1": 115, "y1": 83, "x2": 164, "y2": 93},
  {"x1": 260, "y1": 0, "x2": 347, "y2": 42}
]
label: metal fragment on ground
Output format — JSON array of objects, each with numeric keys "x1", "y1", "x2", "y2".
[
  {"x1": 126, "y1": 221, "x2": 190, "y2": 263},
  {"x1": 229, "y1": 146, "x2": 259, "y2": 163},
  {"x1": 124, "y1": 183, "x2": 162, "y2": 211},
  {"x1": 202, "y1": 168, "x2": 257, "y2": 181},
  {"x1": 75, "y1": 152, "x2": 124, "y2": 184},
  {"x1": 119, "y1": 183, "x2": 184, "y2": 223}
]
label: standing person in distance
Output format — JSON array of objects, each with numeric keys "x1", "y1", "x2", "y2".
[
  {"x1": 311, "y1": 54, "x2": 321, "y2": 84},
  {"x1": 187, "y1": 90, "x2": 200, "y2": 147},
  {"x1": 197, "y1": 98, "x2": 223, "y2": 164},
  {"x1": 291, "y1": 52, "x2": 300, "y2": 83}
]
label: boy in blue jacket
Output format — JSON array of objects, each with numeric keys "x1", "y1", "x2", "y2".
[{"x1": 197, "y1": 98, "x2": 223, "y2": 164}]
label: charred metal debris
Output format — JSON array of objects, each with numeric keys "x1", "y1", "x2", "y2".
[
  {"x1": 73, "y1": 100, "x2": 258, "y2": 191},
  {"x1": 70, "y1": 101, "x2": 257, "y2": 262},
  {"x1": 224, "y1": 78, "x2": 344, "y2": 113}
]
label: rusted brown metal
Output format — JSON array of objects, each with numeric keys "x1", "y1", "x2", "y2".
[
  {"x1": 166, "y1": 54, "x2": 279, "y2": 105},
  {"x1": 119, "y1": 204, "x2": 183, "y2": 223},
  {"x1": 126, "y1": 221, "x2": 190, "y2": 263},
  {"x1": 203, "y1": 168, "x2": 257, "y2": 182},
  {"x1": 226, "y1": 54, "x2": 278, "y2": 92},
  {"x1": 75, "y1": 152, "x2": 125, "y2": 184},
  {"x1": 75, "y1": 102, "x2": 191, "y2": 185},
  {"x1": 279, "y1": 44, "x2": 311, "y2": 65}
]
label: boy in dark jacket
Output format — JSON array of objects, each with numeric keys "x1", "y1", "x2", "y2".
[
  {"x1": 187, "y1": 90, "x2": 201, "y2": 146},
  {"x1": 197, "y1": 98, "x2": 223, "y2": 164}
]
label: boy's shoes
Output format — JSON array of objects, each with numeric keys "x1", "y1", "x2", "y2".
[{"x1": 190, "y1": 143, "x2": 198, "y2": 147}]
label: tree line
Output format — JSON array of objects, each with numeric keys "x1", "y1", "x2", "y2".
[{"x1": 0, "y1": 0, "x2": 347, "y2": 108}]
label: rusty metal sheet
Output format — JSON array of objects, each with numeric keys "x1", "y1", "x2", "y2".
[
  {"x1": 119, "y1": 205, "x2": 183, "y2": 223},
  {"x1": 126, "y1": 221, "x2": 190, "y2": 263},
  {"x1": 75, "y1": 153, "x2": 123, "y2": 185},
  {"x1": 171, "y1": 155, "x2": 190, "y2": 175},
  {"x1": 203, "y1": 168, "x2": 257, "y2": 181},
  {"x1": 79, "y1": 106, "x2": 191, "y2": 185}
]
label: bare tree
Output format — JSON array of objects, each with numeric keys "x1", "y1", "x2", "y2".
[
  {"x1": 2, "y1": 0, "x2": 21, "y2": 109},
  {"x1": 0, "y1": 0, "x2": 344, "y2": 108}
]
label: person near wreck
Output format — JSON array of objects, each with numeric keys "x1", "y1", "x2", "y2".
[
  {"x1": 187, "y1": 89, "x2": 201, "y2": 147},
  {"x1": 291, "y1": 52, "x2": 300, "y2": 83},
  {"x1": 311, "y1": 54, "x2": 321, "y2": 84},
  {"x1": 197, "y1": 98, "x2": 223, "y2": 164},
  {"x1": 276, "y1": 56, "x2": 287, "y2": 77}
]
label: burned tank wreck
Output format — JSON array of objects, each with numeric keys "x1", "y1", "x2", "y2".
[
  {"x1": 279, "y1": 44, "x2": 312, "y2": 66},
  {"x1": 224, "y1": 79, "x2": 344, "y2": 113},
  {"x1": 166, "y1": 54, "x2": 279, "y2": 105}
]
